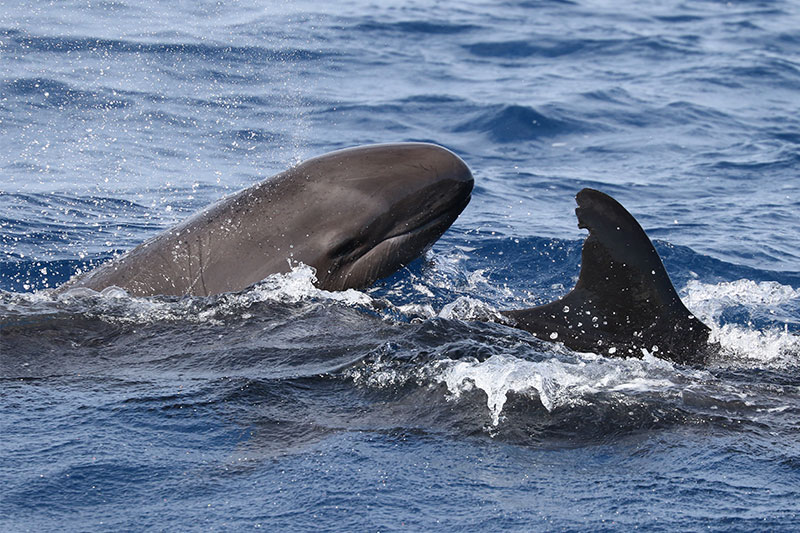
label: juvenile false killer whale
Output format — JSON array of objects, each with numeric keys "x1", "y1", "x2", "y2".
[
  {"x1": 500, "y1": 188, "x2": 711, "y2": 366},
  {"x1": 59, "y1": 143, "x2": 474, "y2": 296}
]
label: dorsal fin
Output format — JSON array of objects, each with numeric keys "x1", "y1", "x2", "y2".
[{"x1": 502, "y1": 188, "x2": 710, "y2": 365}]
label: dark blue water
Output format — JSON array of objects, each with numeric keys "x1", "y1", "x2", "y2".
[{"x1": 2, "y1": 0, "x2": 800, "y2": 530}]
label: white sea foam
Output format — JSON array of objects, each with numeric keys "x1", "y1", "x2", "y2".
[
  {"x1": 433, "y1": 352, "x2": 686, "y2": 425},
  {"x1": 683, "y1": 279, "x2": 800, "y2": 368},
  {"x1": 685, "y1": 279, "x2": 800, "y2": 312},
  {"x1": 231, "y1": 263, "x2": 372, "y2": 307},
  {"x1": 394, "y1": 303, "x2": 437, "y2": 320},
  {"x1": 12, "y1": 263, "x2": 374, "y2": 325},
  {"x1": 438, "y1": 295, "x2": 504, "y2": 322}
]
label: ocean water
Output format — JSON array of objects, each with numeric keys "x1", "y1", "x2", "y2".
[{"x1": 2, "y1": 0, "x2": 800, "y2": 530}]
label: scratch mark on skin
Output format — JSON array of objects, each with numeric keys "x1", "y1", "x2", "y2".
[
  {"x1": 184, "y1": 236, "x2": 208, "y2": 297},
  {"x1": 198, "y1": 236, "x2": 208, "y2": 296},
  {"x1": 186, "y1": 238, "x2": 194, "y2": 296}
]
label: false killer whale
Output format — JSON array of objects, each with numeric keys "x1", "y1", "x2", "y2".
[
  {"x1": 58, "y1": 143, "x2": 474, "y2": 296},
  {"x1": 500, "y1": 188, "x2": 711, "y2": 366},
  {"x1": 58, "y1": 143, "x2": 710, "y2": 365}
]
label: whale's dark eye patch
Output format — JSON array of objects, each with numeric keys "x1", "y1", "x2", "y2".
[{"x1": 331, "y1": 237, "x2": 360, "y2": 258}]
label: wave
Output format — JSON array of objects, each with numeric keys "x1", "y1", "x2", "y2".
[
  {"x1": 0, "y1": 191, "x2": 162, "y2": 289},
  {"x1": 464, "y1": 35, "x2": 701, "y2": 60},
  {"x1": 0, "y1": 28, "x2": 330, "y2": 63},
  {"x1": 2, "y1": 254, "x2": 799, "y2": 447},
  {"x1": 354, "y1": 20, "x2": 479, "y2": 35},
  {"x1": 3, "y1": 78, "x2": 130, "y2": 111},
  {"x1": 453, "y1": 104, "x2": 593, "y2": 143},
  {"x1": 344, "y1": 328, "x2": 795, "y2": 442}
]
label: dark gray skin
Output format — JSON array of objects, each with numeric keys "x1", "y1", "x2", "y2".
[
  {"x1": 59, "y1": 143, "x2": 474, "y2": 296},
  {"x1": 501, "y1": 189, "x2": 712, "y2": 366}
]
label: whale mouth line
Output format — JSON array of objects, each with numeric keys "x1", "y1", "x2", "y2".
[
  {"x1": 328, "y1": 190, "x2": 472, "y2": 291},
  {"x1": 381, "y1": 202, "x2": 461, "y2": 248},
  {"x1": 384, "y1": 190, "x2": 473, "y2": 244},
  {"x1": 374, "y1": 190, "x2": 473, "y2": 254}
]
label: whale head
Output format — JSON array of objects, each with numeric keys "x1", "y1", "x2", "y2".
[
  {"x1": 292, "y1": 143, "x2": 474, "y2": 290},
  {"x1": 61, "y1": 143, "x2": 473, "y2": 297}
]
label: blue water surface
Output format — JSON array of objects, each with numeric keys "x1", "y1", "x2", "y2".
[{"x1": 2, "y1": 0, "x2": 800, "y2": 531}]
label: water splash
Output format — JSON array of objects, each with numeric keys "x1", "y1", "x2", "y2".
[
  {"x1": 683, "y1": 279, "x2": 800, "y2": 368},
  {"x1": 438, "y1": 295, "x2": 504, "y2": 322},
  {"x1": 1, "y1": 263, "x2": 372, "y2": 327},
  {"x1": 434, "y1": 352, "x2": 685, "y2": 425}
]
